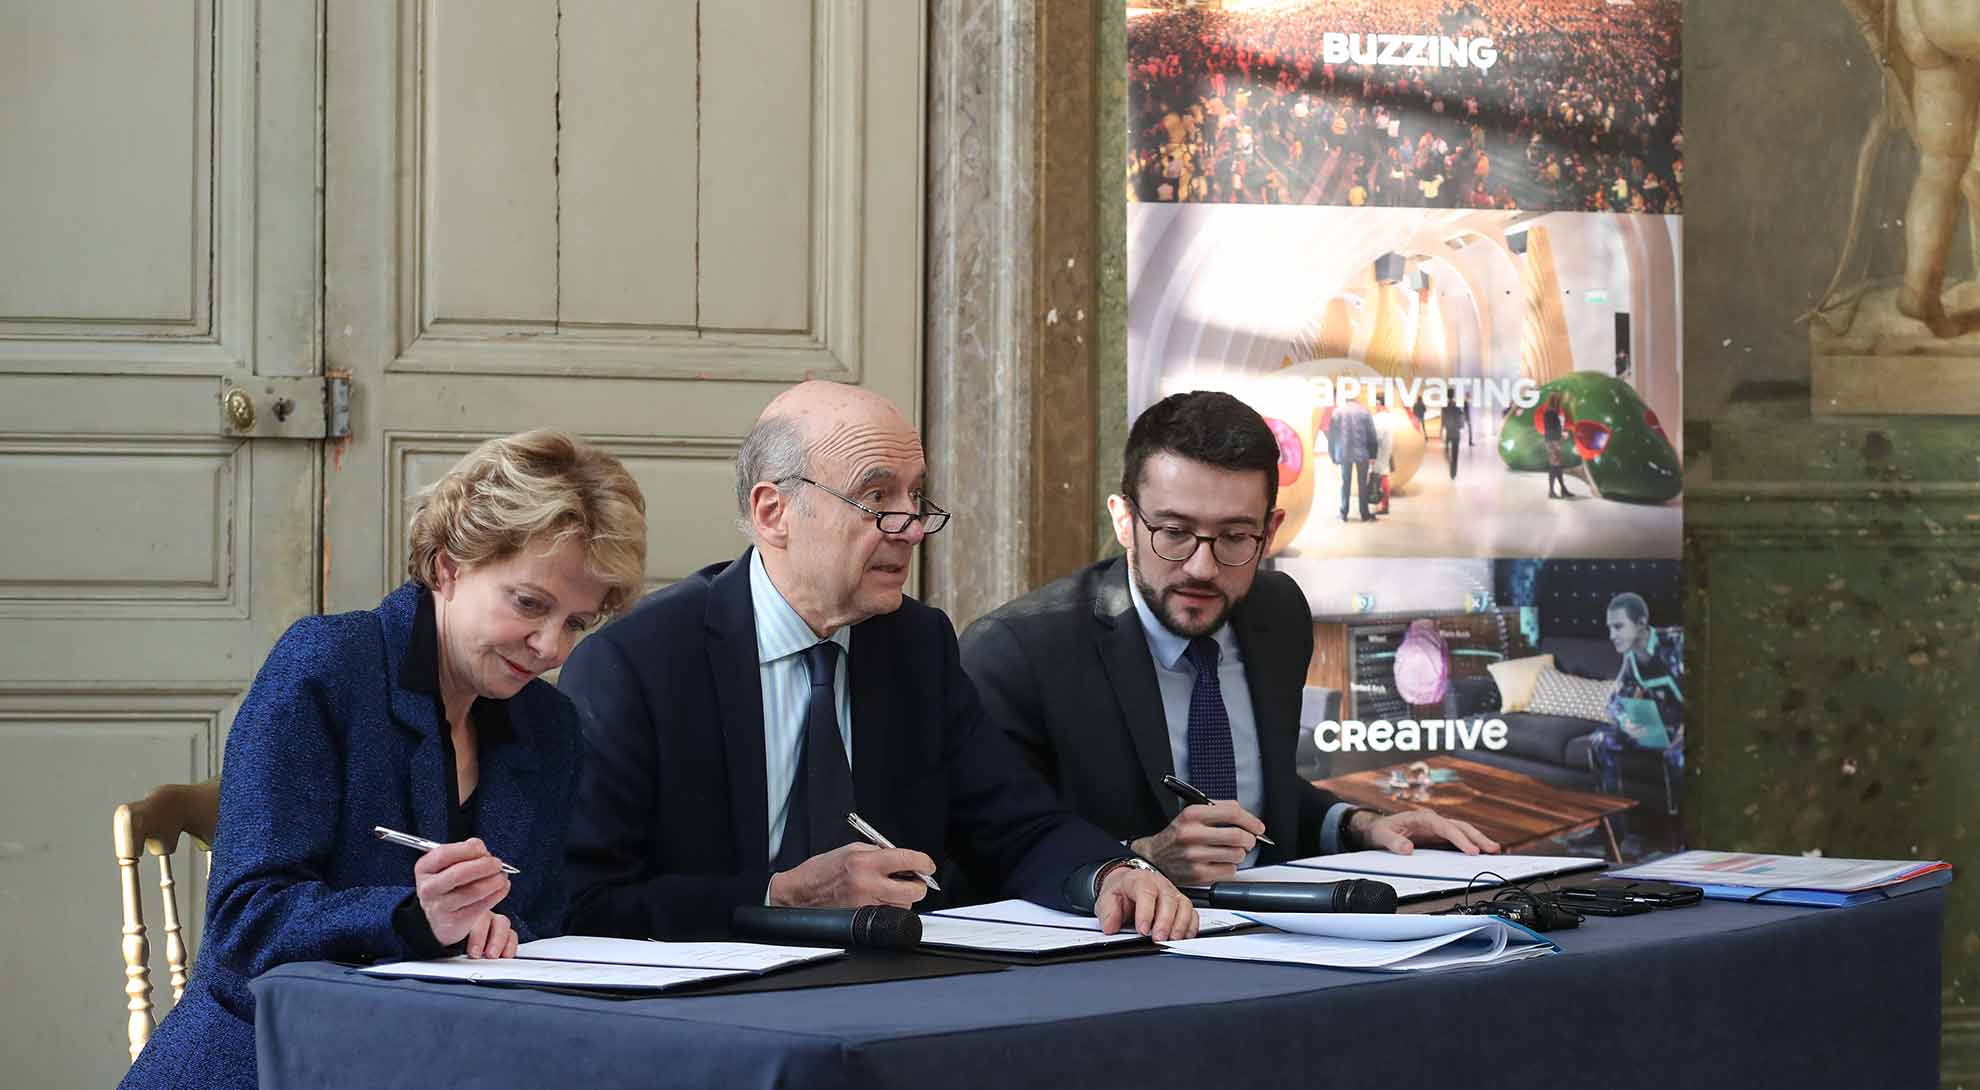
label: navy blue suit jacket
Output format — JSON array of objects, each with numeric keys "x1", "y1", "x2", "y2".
[
  {"x1": 559, "y1": 550, "x2": 1126, "y2": 939},
  {"x1": 120, "y1": 583, "x2": 579, "y2": 1090}
]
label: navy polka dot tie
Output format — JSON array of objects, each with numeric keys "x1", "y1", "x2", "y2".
[{"x1": 1184, "y1": 637, "x2": 1238, "y2": 801}]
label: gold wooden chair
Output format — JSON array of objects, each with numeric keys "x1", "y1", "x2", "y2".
[{"x1": 113, "y1": 780, "x2": 219, "y2": 1063}]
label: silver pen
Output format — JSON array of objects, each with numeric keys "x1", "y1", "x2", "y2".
[
  {"x1": 373, "y1": 825, "x2": 520, "y2": 874},
  {"x1": 846, "y1": 812, "x2": 941, "y2": 891}
]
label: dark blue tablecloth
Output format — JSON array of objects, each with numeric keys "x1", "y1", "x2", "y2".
[{"x1": 254, "y1": 891, "x2": 1943, "y2": 1090}]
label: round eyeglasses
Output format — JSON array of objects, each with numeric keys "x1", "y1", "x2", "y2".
[{"x1": 1126, "y1": 500, "x2": 1265, "y2": 567}]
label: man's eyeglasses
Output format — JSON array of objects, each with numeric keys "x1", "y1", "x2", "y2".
[
  {"x1": 781, "y1": 476, "x2": 951, "y2": 536},
  {"x1": 1126, "y1": 500, "x2": 1264, "y2": 567}
]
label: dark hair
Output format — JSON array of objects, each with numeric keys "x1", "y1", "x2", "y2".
[
  {"x1": 1607, "y1": 592, "x2": 1649, "y2": 625},
  {"x1": 1121, "y1": 391, "x2": 1281, "y2": 514}
]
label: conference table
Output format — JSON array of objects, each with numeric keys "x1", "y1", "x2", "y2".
[{"x1": 254, "y1": 890, "x2": 1943, "y2": 1090}]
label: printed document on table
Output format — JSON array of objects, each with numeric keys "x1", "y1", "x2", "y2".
[
  {"x1": 918, "y1": 915, "x2": 1151, "y2": 954},
  {"x1": 516, "y1": 935, "x2": 844, "y2": 973},
  {"x1": 1283, "y1": 850, "x2": 1605, "y2": 885},
  {"x1": 360, "y1": 958, "x2": 748, "y2": 992},
  {"x1": 931, "y1": 898, "x2": 1249, "y2": 934},
  {"x1": 1611, "y1": 851, "x2": 1948, "y2": 892},
  {"x1": 1226, "y1": 864, "x2": 1474, "y2": 901}
]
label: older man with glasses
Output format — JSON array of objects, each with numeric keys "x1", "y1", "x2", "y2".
[
  {"x1": 559, "y1": 381, "x2": 1196, "y2": 941},
  {"x1": 962, "y1": 391, "x2": 1495, "y2": 886}
]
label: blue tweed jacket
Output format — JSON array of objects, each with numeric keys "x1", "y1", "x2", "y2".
[{"x1": 119, "y1": 582, "x2": 580, "y2": 1090}]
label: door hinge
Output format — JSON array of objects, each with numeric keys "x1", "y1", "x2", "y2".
[{"x1": 218, "y1": 375, "x2": 352, "y2": 440}]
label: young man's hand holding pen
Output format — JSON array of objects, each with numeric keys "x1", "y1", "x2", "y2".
[{"x1": 1130, "y1": 799, "x2": 1269, "y2": 884}]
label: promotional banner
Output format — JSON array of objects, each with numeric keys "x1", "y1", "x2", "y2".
[{"x1": 1127, "y1": 0, "x2": 1684, "y2": 862}]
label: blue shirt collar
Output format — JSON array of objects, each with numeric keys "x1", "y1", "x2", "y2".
[
  {"x1": 749, "y1": 549, "x2": 852, "y2": 665},
  {"x1": 1125, "y1": 566, "x2": 1237, "y2": 672}
]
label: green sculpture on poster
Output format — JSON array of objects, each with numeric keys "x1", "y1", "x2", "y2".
[{"x1": 1498, "y1": 373, "x2": 1681, "y2": 503}]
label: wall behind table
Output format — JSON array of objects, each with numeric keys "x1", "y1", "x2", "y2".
[{"x1": 1687, "y1": 1, "x2": 1980, "y2": 1081}]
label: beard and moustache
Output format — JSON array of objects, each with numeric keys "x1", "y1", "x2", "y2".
[{"x1": 1131, "y1": 552, "x2": 1235, "y2": 639}]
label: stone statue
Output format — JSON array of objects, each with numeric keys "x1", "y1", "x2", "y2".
[{"x1": 1818, "y1": 0, "x2": 1980, "y2": 339}]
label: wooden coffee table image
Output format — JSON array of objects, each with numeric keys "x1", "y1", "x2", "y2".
[{"x1": 1313, "y1": 755, "x2": 1638, "y2": 861}]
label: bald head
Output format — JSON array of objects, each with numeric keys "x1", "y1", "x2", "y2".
[
  {"x1": 735, "y1": 382, "x2": 932, "y2": 633},
  {"x1": 736, "y1": 383, "x2": 923, "y2": 525}
]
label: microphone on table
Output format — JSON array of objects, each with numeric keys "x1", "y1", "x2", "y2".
[
  {"x1": 731, "y1": 904, "x2": 923, "y2": 950},
  {"x1": 1180, "y1": 879, "x2": 1398, "y2": 914}
]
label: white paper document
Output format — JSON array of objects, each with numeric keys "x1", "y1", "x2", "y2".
[
  {"x1": 1225, "y1": 865, "x2": 1474, "y2": 901},
  {"x1": 1159, "y1": 911, "x2": 1556, "y2": 972},
  {"x1": 360, "y1": 958, "x2": 747, "y2": 992},
  {"x1": 358, "y1": 934, "x2": 844, "y2": 992},
  {"x1": 1282, "y1": 850, "x2": 1605, "y2": 885},
  {"x1": 917, "y1": 915, "x2": 1151, "y2": 954},
  {"x1": 931, "y1": 898, "x2": 1250, "y2": 935},
  {"x1": 516, "y1": 936, "x2": 842, "y2": 973}
]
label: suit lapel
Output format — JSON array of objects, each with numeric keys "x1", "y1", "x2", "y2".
[
  {"x1": 381, "y1": 584, "x2": 449, "y2": 843},
  {"x1": 1233, "y1": 588, "x2": 1300, "y2": 862},
  {"x1": 1093, "y1": 560, "x2": 1180, "y2": 820},
  {"x1": 847, "y1": 616, "x2": 896, "y2": 837},
  {"x1": 706, "y1": 552, "x2": 770, "y2": 869}
]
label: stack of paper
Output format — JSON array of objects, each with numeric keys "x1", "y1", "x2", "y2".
[
  {"x1": 1223, "y1": 864, "x2": 1479, "y2": 902},
  {"x1": 922, "y1": 899, "x2": 1249, "y2": 955},
  {"x1": 1609, "y1": 851, "x2": 1953, "y2": 907},
  {"x1": 359, "y1": 935, "x2": 843, "y2": 993},
  {"x1": 1159, "y1": 911, "x2": 1557, "y2": 973},
  {"x1": 1227, "y1": 850, "x2": 1606, "y2": 902}
]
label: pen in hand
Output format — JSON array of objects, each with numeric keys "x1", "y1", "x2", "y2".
[
  {"x1": 1160, "y1": 774, "x2": 1277, "y2": 847},
  {"x1": 846, "y1": 812, "x2": 942, "y2": 891},
  {"x1": 373, "y1": 825, "x2": 520, "y2": 874}
]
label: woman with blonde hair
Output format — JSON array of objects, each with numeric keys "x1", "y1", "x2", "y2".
[{"x1": 121, "y1": 430, "x2": 646, "y2": 1090}]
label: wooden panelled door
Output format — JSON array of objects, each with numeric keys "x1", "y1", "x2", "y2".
[
  {"x1": 0, "y1": 3, "x2": 322, "y2": 1086},
  {"x1": 323, "y1": 1, "x2": 923, "y2": 609},
  {"x1": 1, "y1": 3, "x2": 924, "y2": 1087}
]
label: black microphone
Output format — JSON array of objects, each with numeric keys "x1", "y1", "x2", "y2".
[
  {"x1": 1182, "y1": 879, "x2": 1398, "y2": 914},
  {"x1": 731, "y1": 905, "x2": 923, "y2": 950}
]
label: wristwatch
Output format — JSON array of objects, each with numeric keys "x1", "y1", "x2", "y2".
[
  {"x1": 1338, "y1": 806, "x2": 1368, "y2": 851},
  {"x1": 1093, "y1": 856, "x2": 1158, "y2": 898}
]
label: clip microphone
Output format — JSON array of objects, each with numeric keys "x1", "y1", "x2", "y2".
[
  {"x1": 730, "y1": 904, "x2": 923, "y2": 950},
  {"x1": 1183, "y1": 879, "x2": 1398, "y2": 914}
]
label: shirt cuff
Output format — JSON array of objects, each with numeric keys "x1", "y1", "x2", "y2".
[
  {"x1": 391, "y1": 892, "x2": 464, "y2": 960},
  {"x1": 1320, "y1": 802, "x2": 1361, "y2": 855}
]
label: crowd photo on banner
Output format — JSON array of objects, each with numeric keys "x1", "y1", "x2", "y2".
[
  {"x1": 1127, "y1": 0, "x2": 1684, "y2": 863},
  {"x1": 1126, "y1": 0, "x2": 1682, "y2": 214}
]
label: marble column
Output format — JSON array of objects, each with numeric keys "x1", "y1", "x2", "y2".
[{"x1": 923, "y1": 0, "x2": 1037, "y2": 629}]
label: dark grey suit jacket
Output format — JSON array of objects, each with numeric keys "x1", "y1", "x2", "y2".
[{"x1": 959, "y1": 557, "x2": 1344, "y2": 864}]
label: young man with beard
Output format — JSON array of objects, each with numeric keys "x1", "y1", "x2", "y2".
[{"x1": 960, "y1": 392, "x2": 1494, "y2": 885}]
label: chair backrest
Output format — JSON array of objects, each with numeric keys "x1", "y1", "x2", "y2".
[{"x1": 113, "y1": 780, "x2": 219, "y2": 1063}]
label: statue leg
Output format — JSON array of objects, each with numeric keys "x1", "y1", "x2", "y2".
[
  {"x1": 1959, "y1": 118, "x2": 1980, "y2": 321},
  {"x1": 1899, "y1": 64, "x2": 1980, "y2": 336}
]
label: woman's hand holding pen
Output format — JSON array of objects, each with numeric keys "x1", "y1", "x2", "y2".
[
  {"x1": 413, "y1": 837, "x2": 517, "y2": 954},
  {"x1": 1130, "y1": 801, "x2": 1265, "y2": 884}
]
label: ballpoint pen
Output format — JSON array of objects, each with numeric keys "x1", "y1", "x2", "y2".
[
  {"x1": 846, "y1": 812, "x2": 942, "y2": 891},
  {"x1": 1159, "y1": 774, "x2": 1277, "y2": 846},
  {"x1": 373, "y1": 825, "x2": 521, "y2": 874}
]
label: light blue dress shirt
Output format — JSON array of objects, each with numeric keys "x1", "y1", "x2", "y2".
[
  {"x1": 751, "y1": 550, "x2": 854, "y2": 864},
  {"x1": 1127, "y1": 575, "x2": 1352, "y2": 863}
]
